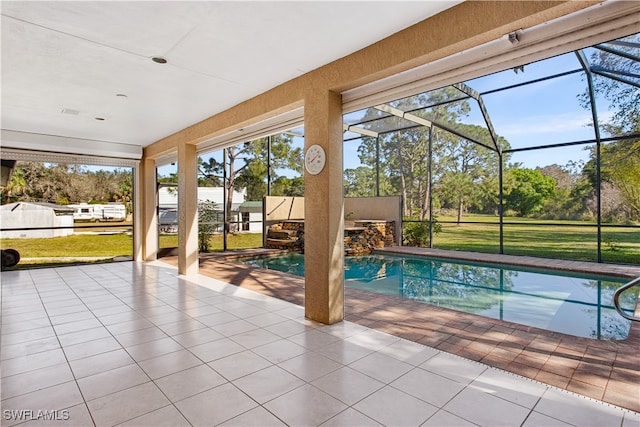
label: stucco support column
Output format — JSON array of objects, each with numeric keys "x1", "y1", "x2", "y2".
[
  {"x1": 178, "y1": 143, "x2": 199, "y2": 276},
  {"x1": 304, "y1": 89, "x2": 344, "y2": 324},
  {"x1": 132, "y1": 163, "x2": 142, "y2": 261},
  {"x1": 140, "y1": 157, "x2": 158, "y2": 261}
]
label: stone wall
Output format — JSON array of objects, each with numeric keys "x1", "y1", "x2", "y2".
[
  {"x1": 345, "y1": 220, "x2": 395, "y2": 255},
  {"x1": 265, "y1": 220, "x2": 304, "y2": 251},
  {"x1": 266, "y1": 219, "x2": 395, "y2": 255}
]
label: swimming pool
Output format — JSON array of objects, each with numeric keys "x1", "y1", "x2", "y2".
[{"x1": 241, "y1": 252, "x2": 637, "y2": 340}]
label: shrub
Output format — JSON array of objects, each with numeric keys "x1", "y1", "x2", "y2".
[
  {"x1": 404, "y1": 219, "x2": 441, "y2": 247},
  {"x1": 198, "y1": 200, "x2": 219, "y2": 252}
]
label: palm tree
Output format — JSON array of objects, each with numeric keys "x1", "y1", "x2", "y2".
[{"x1": 2, "y1": 167, "x2": 26, "y2": 204}]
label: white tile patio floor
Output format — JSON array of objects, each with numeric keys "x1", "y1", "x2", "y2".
[{"x1": 1, "y1": 261, "x2": 638, "y2": 427}]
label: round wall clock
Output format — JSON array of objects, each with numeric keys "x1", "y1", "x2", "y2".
[{"x1": 305, "y1": 144, "x2": 326, "y2": 175}]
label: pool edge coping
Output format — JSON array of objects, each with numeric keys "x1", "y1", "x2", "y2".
[{"x1": 376, "y1": 247, "x2": 640, "y2": 279}]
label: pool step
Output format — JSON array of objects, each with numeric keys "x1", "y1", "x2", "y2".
[
  {"x1": 266, "y1": 238, "x2": 301, "y2": 250},
  {"x1": 267, "y1": 229, "x2": 298, "y2": 240}
]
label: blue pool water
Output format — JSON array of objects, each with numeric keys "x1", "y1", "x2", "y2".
[{"x1": 241, "y1": 252, "x2": 637, "y2": 340}]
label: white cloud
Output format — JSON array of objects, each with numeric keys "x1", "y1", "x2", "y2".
[{"x1": 497, "y1": 111, "x2": 615, "y2": 138}]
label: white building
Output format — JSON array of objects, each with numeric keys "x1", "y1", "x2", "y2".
[
  {"x1": 158, "y1": 187, "x2": 245, "y2": 208},
  {"x1": 68, "y1": 203, "x2": 127, "y2": 222},
  {"x1": 0, "y1": 202, "x2": 74, "y2": 238},
  {"x1": 238, "y1": 201, "x2": 264, "y2": 233},
  {"x1": 157, "y1": 187, "x2": 262, "y2": 233}
]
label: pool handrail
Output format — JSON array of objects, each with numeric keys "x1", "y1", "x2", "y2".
[{"x1": 613, "y1": 276, "x2": 640, "y2": 322}]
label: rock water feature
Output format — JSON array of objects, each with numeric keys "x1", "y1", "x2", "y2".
[
  {"x1": 266, "y1": 219, "x2": 395, "y2": 254},
  {"x1": 265, "y1": 220, "x2": 305, "y2": 251}
]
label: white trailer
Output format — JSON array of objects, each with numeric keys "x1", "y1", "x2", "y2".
[
  {"x1": 70, "y1": 203, "x2": 126, "y2": 222},
  {"x1": 71, "y1": 204, "x2": 97, "y2": 221},
  {"x1": 101, "y1": 204, "x2": 126, "y2": 221}
]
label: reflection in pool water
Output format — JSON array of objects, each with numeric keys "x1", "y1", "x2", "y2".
[{"x1": 241, "y1": 252, "x2": 637, "y2": 340}]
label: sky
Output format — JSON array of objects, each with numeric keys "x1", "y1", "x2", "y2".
[
  {"x1": 156, "y1": 42, "x2": 626, "y2": 179},
  {"x1": 340, "y1": 47, "x2": 612, "y2": 172},
  {"x1": 468, "y1": 50, "x2": 604, "y2": 168}
]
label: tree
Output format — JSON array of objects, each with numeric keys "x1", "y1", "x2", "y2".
[
  {"x1": 344, "y1": 166, "x2": 376, "y2": 197},
  {"x1": 505, "y1": 168, "x2": 556, "y2": 216},
  {"x1": 437, "y1": 172, "x2": 476, "y2": 223},
  {"x1": 577, "y1": 138, "x2": 640, "y2": 223},
  {"x1": 7, "y1": 162, "x2": 75, "y2": 203},
  {"x1": 354, "y1": 87, "x2": 471, "y2": 220},
  {"x1": 2, "y1": 162, "x2": 133, "y2": 209},
  {"x1": 576, "y1": 33, "x2": 640, "y2": 223},
  {"x1": 271, "y1": 176, "x2": 304, "y2": 197},
  {"x1": 238, "y1": 134, "x2": 303, "y2": 200},
  {"x1": 433, "y1": 124, "x2": 508, "y2": 223},
  {"x1": 581, "y1": 140, "x2": 640, "y2": 222},
  {"x1": 223, "y1": 143, "x2": 250, "y2": 232},
  {"x1": 2, "y1": 167, "x2": 26, "y2": 203},
  {"x1": 578, "y1": 33, "x2": 640, "y2": 136},
  {"x1": 196, "y1": 149, "x2": 244, "y2": 233},
  {"x1": 198, "y1": 157, "x2": 222, "y2": 187},
  {"x1": 112, "y1": 169, "x2": 133, "y2": 214},
  {"x1": 195, "y1": 134, "x2": 303, "y2": 232},
  {"x1": 601, "y1": 140, "x2": 640, "y2": 222},
  {"x1": 383, "y1": 127, "x2": 431, "y2": 219},
  {"x1": 538, "y1": 163, "x2": 585, "y2": 220},
  {"x1": 538, "y1": 164, "x2": 575, "y2": 191}
]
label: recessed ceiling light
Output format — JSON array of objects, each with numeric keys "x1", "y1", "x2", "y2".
[
  {"x1": 95, "y1": 117, "x2": 105, "y2": 121},
  {"x1": 152, "y1": 57, "x2": 167, "y2": 64},
  {"x1": 116, "y1": 93, "x2": 128, "y2": 98}
]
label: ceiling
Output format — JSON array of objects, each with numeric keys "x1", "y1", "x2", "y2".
[{"x1": 1, "y1": 1, "x2": 462, "y2": 159}]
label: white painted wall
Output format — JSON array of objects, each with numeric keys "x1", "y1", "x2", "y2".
[
  {"x1": 158, "y1": 187, "x2": 263, "y2": 234},
  {"x1": 158, "y1": 187, "x2": 246, "y2": 207},
  {"x1": 0, "y1": 203, "x2": 74, "y2": 238},
  {"x1": 248, "y1": 212, "x2": 262, "y2": 232}
]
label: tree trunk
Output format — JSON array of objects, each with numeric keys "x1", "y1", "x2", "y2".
[
  {"x1": 421, "y1": 173, "x2": 430, "y2": 222},
  {"x1": 226, "y1": 151, "x2": 236, "y2": 233},
  {"x1": 397, "y1": 140, "x2": 410, "y2": 218}
]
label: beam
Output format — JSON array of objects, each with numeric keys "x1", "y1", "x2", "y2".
[
  {"x1": 343, "y1": 124, "x2": 379, "y2": 138},
  {"x1": 374, "y1": 104, "x2": 433, "y2": 128}
]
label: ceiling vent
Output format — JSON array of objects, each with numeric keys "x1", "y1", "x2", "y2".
[{"x1": 61, "y1": 108, "x2": 80, "y2": 115}]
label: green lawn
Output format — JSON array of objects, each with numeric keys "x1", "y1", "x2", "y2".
[
  {"x1": 1, "y1": 232, "x2": 265, "y2": 269},
  {"x1": 0, "y1": 232, "x2": 263, "y2": 257},
  {"x1": 432, "y1": 214, "x2": 639, "y2": 264},
  {"x1": 159, "y1": 233, "x2": 263, "y2": 251},
  {"x1": 2, "y1": 215, "x2": 638, "y2": 269},
  {"x1": 1, "y1": 233, "x2": 134, "y2": 258}
]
